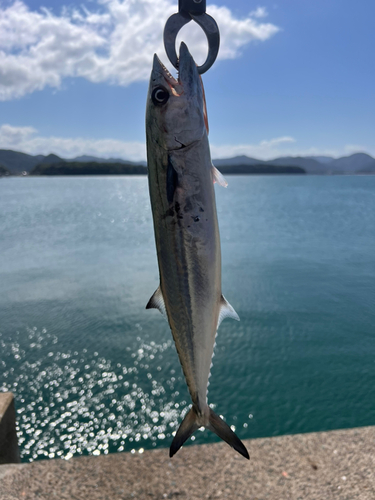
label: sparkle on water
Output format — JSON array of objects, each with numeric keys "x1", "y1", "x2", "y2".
[
  {"x1": 0, "y1": 326, "x2": 191, "y2": 461},
  {"x1": 1, "y1": 175, "x2": 374, "y2": 462},
  {"x1": 1, "y1": 323, "x2": 250, "y2": 461}
]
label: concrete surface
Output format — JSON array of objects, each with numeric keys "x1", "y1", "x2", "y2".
[
  {"x1": 0, "y1": 393, "x2": 20, "y2": 465},
  {"x1": 0, "y1": 426, "x2": 374, "y2": 500}
]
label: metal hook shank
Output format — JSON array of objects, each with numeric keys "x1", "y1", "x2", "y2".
[{"x1": 163, "y1": 12, "x2": 220, "y2": 75}]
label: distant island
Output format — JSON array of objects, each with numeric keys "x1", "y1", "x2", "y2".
[
  {"x1": 1, "y1": 149, "x2": 374, "y2": 176},
  {"x1": 30, "y1": 161, "x2": 305, "y2": 176},
  {"x1": 30, "y1": 161, "x2": 148, "y2": 176},
  {"x1": 0, "y1": 164, "x2": 10, "y2": 176}
]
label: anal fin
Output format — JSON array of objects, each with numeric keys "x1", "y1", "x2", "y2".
[
  {"x1": 217, "y1": 294, "x2": 240, "y2": 329},
  {"x1": 146, "y1": 286, "x2": 167, "y2": 319}
]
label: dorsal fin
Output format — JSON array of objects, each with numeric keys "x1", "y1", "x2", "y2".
[
  {"x1": 212, "y1": 164, "x2": 228, "y2": 188},
  {"x1": 217, "y1": 295, "x2": 240, "y2": 329},
  {"x1": 146, "y1": 286, "x2": 167, "y2": 319}
]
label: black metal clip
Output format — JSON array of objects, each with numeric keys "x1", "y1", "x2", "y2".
[{"x1": 163, "y1": 0, "x2": 220, "y2": 75}]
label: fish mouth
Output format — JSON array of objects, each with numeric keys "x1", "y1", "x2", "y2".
[
  {"x1": 153, "y1": 42, "x2": 199, "y2": 96},
  {"x1": 152, "y1": 54, "x2": 181, "y2": 95},
  {"x1": 153, "y1": 54, "x2": 177, "y2": 84},
  {"x1": 151, "y1": 44, "x2": 206, "y2": 148}
]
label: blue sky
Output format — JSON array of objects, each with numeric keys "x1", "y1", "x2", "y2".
[{"x1": 0, "y1": 0, "x2": 374, "y2": 160}]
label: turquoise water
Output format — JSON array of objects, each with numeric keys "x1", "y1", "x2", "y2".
[{"x1": 0, "y1": 175, "x2": 374, "y2": 462}]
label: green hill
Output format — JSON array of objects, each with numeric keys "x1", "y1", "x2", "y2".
[
  {"x1": 30, "y1": 161, "x2": 148, "y2": 176},
  {"x1": 3, "y1": 148, "x2": 374, "y2": 176},
  {"x1": 218, "y1": 164, "x2": 305, "y2": 175},
  {"x1": 30, "y1": 161, "x2": 306, "y2": 176},
  {"x1": 0, "y1": 164, "x2": 10, "y2": 176},
  {"x1": 0, "y1": 149, "x2": 46, "y2": 174}
]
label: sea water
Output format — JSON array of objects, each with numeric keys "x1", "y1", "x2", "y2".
[{"x1": 0, "y1": 175, "x2": 374, "y2": 461}]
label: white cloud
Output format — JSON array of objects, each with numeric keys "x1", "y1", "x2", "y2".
[
  {"x1": 344, "y1": 144, "x2": 369, "y2": 155},
  {"x1": 3, "y1": 124, "x2": 373, "y2": 161},
  {"x1": 0, "y1": 124, "x2": 146, "y2": 161},
  {"x1": 0, "y1": 0, "x2": 279, "y2": 101},
  {"x1": 210, "y1": 138, "x2": 375, "y2": 160},
  {"x1": 211, "y1": 136, "x2": 297, "y2": 159},
  {"x1": 249, "y1": 7, "x2": 268, "y2": 19},
  {"x1": 0, "y1": 124, "x2": 38, "y2": 145}
]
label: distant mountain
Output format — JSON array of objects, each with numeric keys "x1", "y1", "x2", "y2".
[
  {"x1": 0, "y1": 149, "x2": 46, "y2": 174},
  {"x1": 0, "y1": 149, "x2": 147, "y2": 174},
  {"x1": 212, "y1": 153, "x2": 375, "y2": 175},
  {"x1": 218, "y1": 164, "x2": 305, "y2": 175},
  {"x1": 327, "y1": 153, "x2": 375, "y2": 174},
  {"x1": 305, "y1": 156, "x2": 334, "y2": 164},
  {"x1": 0, "y1": 164, "x2": 10, "y2": 176},
  {"x1": 2, "y1": 148, "x2": 375, "y2": 176},
  {"x1": 213, "y1": 155, "x2": 266, "y2": 167},
  {"x1": 266, "y1": 156, "x2": 327, "y2": 174},
  {"x1": 213, "y1": 155, "x2": 326, "y2": 174},
  {"x1": 70, "y1": 155, "x2": 147, "y2": 167},
  {"x1": 30, "y1": 161, "x2": 147, "y2": 176},
  {"x1": 39, "y1": 153, "x2": 63, "y2": 165},
  {"x1": 70, "y1": 155, "x2": 114, "y2": 163}
]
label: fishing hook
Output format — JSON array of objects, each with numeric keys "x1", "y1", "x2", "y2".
[{"x1": 163, "y1": 0, "x2": 220, "y2": 75}]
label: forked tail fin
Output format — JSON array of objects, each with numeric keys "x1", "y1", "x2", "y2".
[
  {"x1": 169, "y1": 407, "x2": 249, "y2": 459},
  {"x1": 169, "y1": 407, "x2": 200, "y2": 458}
]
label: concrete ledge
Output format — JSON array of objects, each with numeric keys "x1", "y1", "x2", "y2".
[
  {"x1": 0, "y1": 426, "x2": 374, "y2": 499},
  {"x1": 0, "y1": 393, "x2": 20, "y2": 465}
]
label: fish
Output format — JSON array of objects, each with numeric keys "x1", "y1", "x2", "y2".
[{"x1": 145, "y1": 42, "x2": 249, "y2": 460}]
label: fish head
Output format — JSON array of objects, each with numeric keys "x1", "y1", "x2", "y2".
[{"x1": 146, "y1": 42, "x2": 207, "y2": 151}]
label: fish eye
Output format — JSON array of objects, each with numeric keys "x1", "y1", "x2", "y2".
[{"x1": 152, "y1": 86, "x2": 169, "y2": 105}]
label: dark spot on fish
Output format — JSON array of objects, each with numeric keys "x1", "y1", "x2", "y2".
[
  {"x1": 184, "y1": 199, "x2": 193, "y2": 213},
  {"x1": 187, "y1": 225, "x2": 190, "y2": 228},
  {"x1": 199, "y1": 207, "x2": 204, "y2": 212},
  {"x1": 174, "y1": 202, "x2": 183, "y2": 219},
  {"x1": 162, "y1": 207, "x2": 175, "y2": 219},
  {"x1": 192, "y1": 216, "x2": 200, "y2": 222},
  {"x1": 167, "y1": 156, "x2": 178, "y2": 204}
]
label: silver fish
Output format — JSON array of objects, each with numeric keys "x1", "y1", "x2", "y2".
[{"x1": 146, "y1": 42, "x2": 249, "y2": 459}]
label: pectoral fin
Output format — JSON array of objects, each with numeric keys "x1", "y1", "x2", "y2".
[
  {"x1": 212, "y1": 164, "x2": 228, "y2": 188},
  {"x1": 146, "y1": 286, "x2": 167, "y2": 319}
]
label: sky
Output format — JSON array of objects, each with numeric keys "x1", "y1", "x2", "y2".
[{"x1": 0, "y1": 0, "x2": 374, "y2": 161}]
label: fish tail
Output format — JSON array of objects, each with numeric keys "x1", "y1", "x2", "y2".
[
  {"x1": 169, "y1": 407, "x2": 199, "y2": 458},
  {"x1": 207, "y1": 408, "x2": 249, "y2": 459},
  {"x1": 169, "y1": 406, "x2": 249, "y2": 460}
]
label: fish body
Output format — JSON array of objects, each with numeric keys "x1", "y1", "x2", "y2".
[{"x1": 146, "y1": 43, "x2": 249, "y2": 459}]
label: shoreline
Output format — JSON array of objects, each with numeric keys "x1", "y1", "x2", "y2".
[{"x1": 1, "y1": 426, "x2": 374, "y2": 499}]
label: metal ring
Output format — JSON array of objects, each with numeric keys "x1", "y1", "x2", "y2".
[{"x1": 163, "y1": 12, "x2": 220, "y2": 74}]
